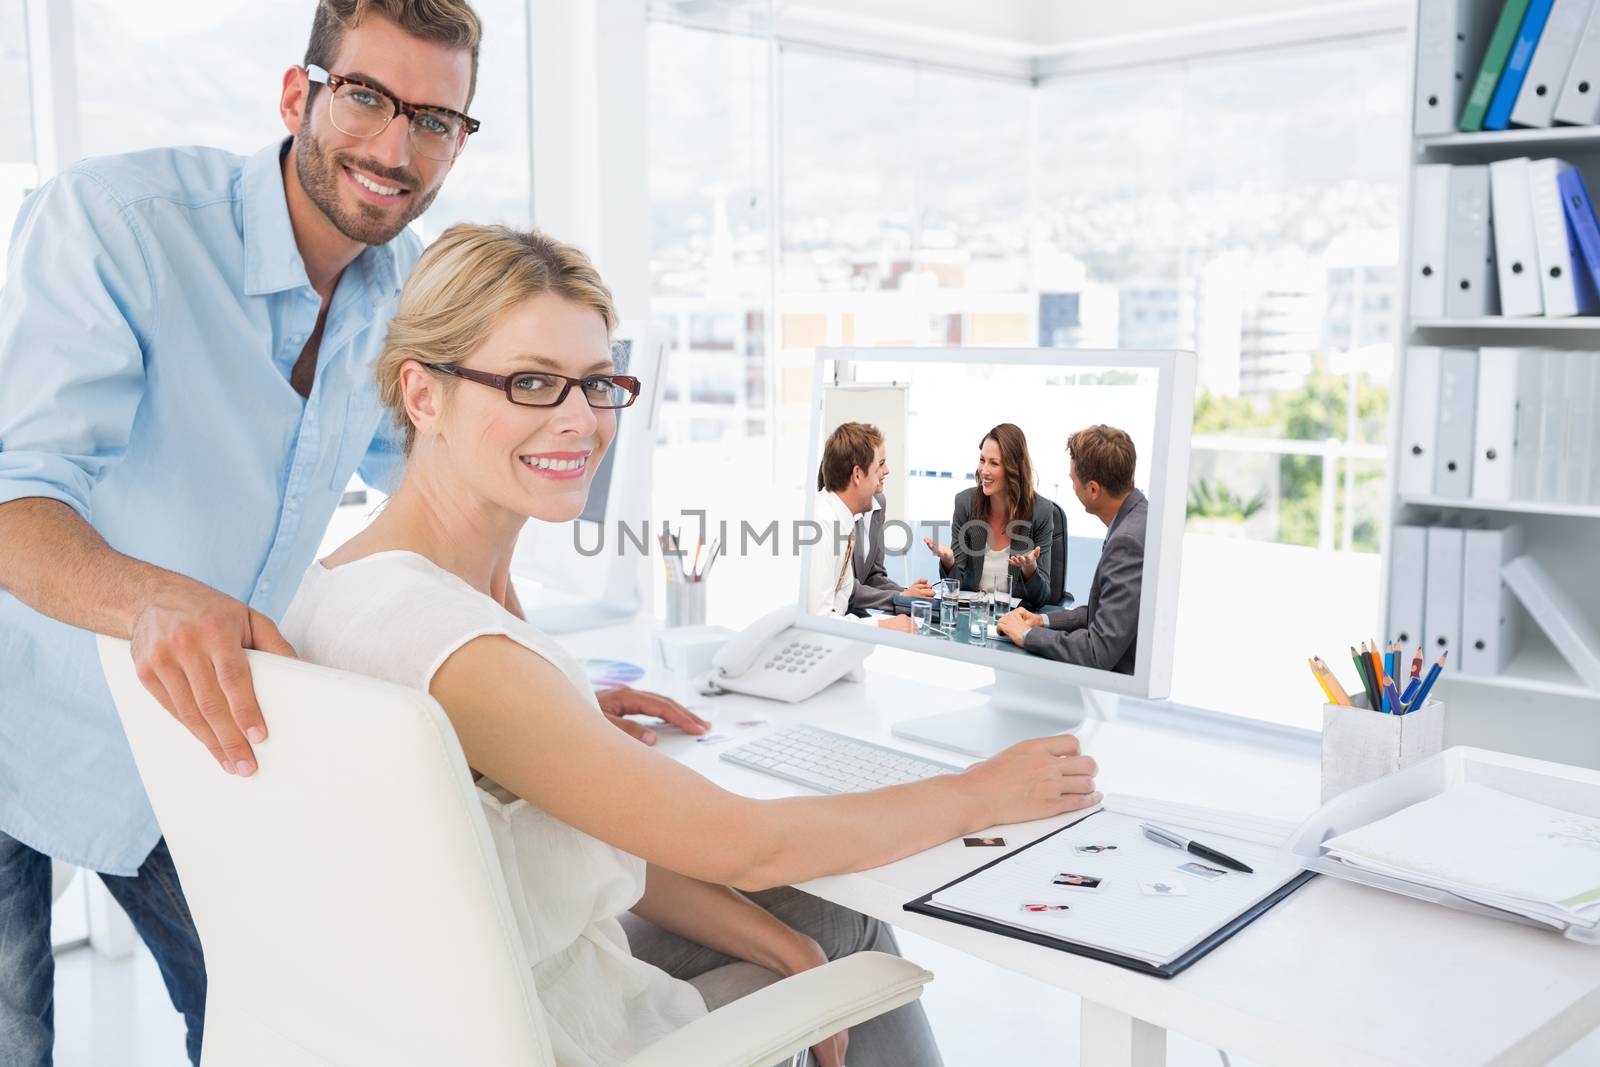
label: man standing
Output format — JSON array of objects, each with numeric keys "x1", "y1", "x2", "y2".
[
  {"x1": 0, "y1": 4, "x2": 484, "y2": 1062},
  {"x1": 996, "y1": 424, "x2": 1145, "y2": 675}
]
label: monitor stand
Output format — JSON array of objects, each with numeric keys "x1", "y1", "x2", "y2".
[
  {"x1": 890, "y1": 669, "x2": 1118, "y2": 759},
  {"x1": 524, "y1": 601, "x2": 638, "y2": 634},
  {"x1": 513, "y1": 576, "x2": 640, "y2": 634}
]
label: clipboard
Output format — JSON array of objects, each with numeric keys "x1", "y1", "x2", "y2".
[{"x1": 904, "y1": 810, "x2": 1316, "y2": 979}]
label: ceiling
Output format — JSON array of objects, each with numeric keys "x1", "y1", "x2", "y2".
[{"x1": 651, "y1": 0, "x2": 1409, "y2": 76}]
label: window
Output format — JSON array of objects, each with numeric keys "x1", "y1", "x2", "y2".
[
  {"x1": 648, "y1": 22, "x2": 771, "y2": 445},
  {"x1": 779, "y1": 51, "x2": 1034, "y2": 349},
  {"x1": 645, "y1": 20, "x2": 1408, "y2": 729},
  {"x1": 0, "y1": 4, "x2": 37, "y2": 285},
  {"x1": 1038, "y1": 38, "x2": 1406, "y2": 726},
  {"x1": 1039, "y1": 38, "x2": 1406, "y2": 554}
]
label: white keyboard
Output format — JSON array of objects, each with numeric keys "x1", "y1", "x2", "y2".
[{"x1": 720, "y1": 725, "x2": 964, "y2": 794}]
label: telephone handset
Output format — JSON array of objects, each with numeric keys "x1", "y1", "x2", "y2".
[{"x1": 696, "y1": 606, "x2": 870, "y2": 702}]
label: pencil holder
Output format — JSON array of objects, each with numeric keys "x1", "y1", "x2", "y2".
[
  {"x1": 1320, "y1": 694, "x2": 1445, "y2": 803},
  {"x1": 664, "y1": 581, "x2": 707, "y2": 628}
]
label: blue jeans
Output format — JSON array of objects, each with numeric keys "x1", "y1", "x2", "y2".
[{"x1": 0, "y1": 831, "x2": 206, "y2": 1066}]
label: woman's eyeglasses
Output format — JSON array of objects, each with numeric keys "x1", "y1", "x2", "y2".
[{"x1": 430, "y1": 364, "x2": 641, "y2": 409}]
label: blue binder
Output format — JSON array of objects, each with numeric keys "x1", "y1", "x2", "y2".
[
  {"x1": 1558, "y1": 166, "x2": 1600, "y2": 306},
  {"x1": 1486, "y1": 0, "x2": 1557, "y2": 130}
]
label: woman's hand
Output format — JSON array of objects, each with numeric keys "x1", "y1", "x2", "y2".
[
  {"x1": 878, "y1": 615, "x2": 916, "y2": 633},
  {"x1": 770, "y1": 934, "x2": 848, "y2": 1067},
  {"x1": 923, "y1": 536, "x2": 954, "y2": 570},
  {"x1": 959, "y1": 734, "x2": 1100, "y2": 826},
  {"x1": 1008, "y1": 545, "x2": 1041, "y2": 578}
]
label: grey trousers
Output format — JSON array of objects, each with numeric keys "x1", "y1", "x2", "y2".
[{"x1": 620, "y1": 886, "x2": 944, "y2": 1067}]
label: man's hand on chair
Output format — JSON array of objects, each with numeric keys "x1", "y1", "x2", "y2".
[
  {"x1": 596, "y1": 686, "x2": 711, "y2": 745},
  {"x1": 129, "y1": 575, "x2": 296, "y2": 778}
]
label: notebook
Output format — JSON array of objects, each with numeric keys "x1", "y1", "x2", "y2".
[{"x1": 905, "y1": 806, "x2": 1313, "y2": 978}]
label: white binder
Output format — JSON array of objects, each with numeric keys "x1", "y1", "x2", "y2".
[
  {"x1": 1563, "y1": 352, "x2": 1595, "y2": 503},
  {"x1": 1513, "y1": 346, "x2": 1545, "y2": 495},
  {"x1": 1388, "y1": 525, "x2": 1429, "y2": 652},
  {"x1": 1409, "y1": 165, "x2": 1452, "y2": 319},
  {"x1": 1461, "y1": 522, "x2": 1524, "y2": 675},
  {"x1": 1424, "y1": 525, "x2": 1465, "y2": 660},
  {"x1": 1489, "y1": 158, "x2": 1544, "y2": 316},
  {"x1": 1513, "y1": 0, "x2": 1596, "y2": 127},
  {"x1": 1538, "y1": 349, "x2": 1569, "y2": 501},
  {"x1": 1555, "y1": 1, "x2": 1600, "y2": 124},
  {"x1": 1473, "y1": 347, "x2": 1521, "y2": 502},
  {"x1": 1527, "y1": 158, "x2": 1594, "y2": 317},
  {"x1": 1444, "y1": 165, "x2": 1498, "y2": 318},
  {"x1": 1398, "y1": 346, "x2": 1443, "y2": 497},
  {"x1": 1416, "y1": 0, "x2": 1505, "y2": 134},
  {"x1": 1588, "y1": 362, "x2": 1600, "y2": 504},
  {"x1": 1503, "y1": 555, "x2": 1600, "y2": 689},
  {"x1": 1434, "y1": 347, "x2": 1478, "y2": 498}
]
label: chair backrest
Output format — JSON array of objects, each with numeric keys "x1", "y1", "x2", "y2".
[
  {"x1": 1046, "y1": 497, "x2": 1068, "y2": 607},
  {"x1": 96, "y1": 636, "x2": 553, "y2": 1067}
]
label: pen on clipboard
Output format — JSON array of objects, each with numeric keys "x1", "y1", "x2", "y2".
[{"x1": 1140, "y1": 822, "x2": 1254, "y2": 874}]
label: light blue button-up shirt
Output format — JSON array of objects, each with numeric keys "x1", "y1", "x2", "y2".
[{"x1": 0, "y1": 140, "x2": 421, "y2": 873}]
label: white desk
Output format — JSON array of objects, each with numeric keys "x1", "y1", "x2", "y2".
[{"x1": 561, "y1": 617, "x2": 1600, "y2": 1067}]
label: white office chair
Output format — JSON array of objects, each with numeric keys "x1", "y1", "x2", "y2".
[{"x1": 96, "y1": 636, "x2": 931, "y2": 1066}]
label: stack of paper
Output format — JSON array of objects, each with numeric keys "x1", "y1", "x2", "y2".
[{"x1": 1321, "y1": 782, "x2": 1600, "y2": 932}]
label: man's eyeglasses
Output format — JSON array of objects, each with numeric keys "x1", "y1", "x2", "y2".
[
  {"x1": 304, "y1": 65, "x2": 481, "y2": 162},
  {"x1": 431, "y1": 364, "x2": 642, "y2": 409}
]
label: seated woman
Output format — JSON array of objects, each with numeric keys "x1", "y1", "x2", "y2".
[
  {"x1": 925, "y1": 423, "x2": 1054, "y2": 609},
  {"x1": 280, "y1": 225, "x2": 1100, "y2": 1067}
]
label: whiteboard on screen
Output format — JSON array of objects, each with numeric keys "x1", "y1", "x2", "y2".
[{"x1": 820, "y1": 385, "x2": 908, "y2": 527}]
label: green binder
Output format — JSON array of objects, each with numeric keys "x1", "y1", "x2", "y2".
[{"x1": 1460, "y1": 0, "x2": 1534, "y2": 132}]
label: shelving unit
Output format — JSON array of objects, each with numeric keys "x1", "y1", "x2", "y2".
[
  {"x1": 1384, "y1": 2, "x2": 1600, "y2": 746},
  {"x1": 1399, "y1": 495, "x2": 1600, "y2": 519},
  {"x1": 1412, "y1": 316, "x2": 1600, "y2": 330},
  {"x1": 1419, "y1": 125, "x2": 1600, "y2": 150}
]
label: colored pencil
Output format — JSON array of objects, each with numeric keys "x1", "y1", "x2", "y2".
[
  {"x1": 1410, "y1": 645, "x2": 1424, "y2": 681},
  {"x1": 1399, "y1": 675, "x2": 1422, "y2": 707},
  {"x1": 1407, "y1": 650, "x2": 1449, "y2": 713},
  {"x1": 1382, "y1": 675, "x2": 1402, "y2": 716},
  {"x1": 1315, "y1": 656, "x2": 1353, "y2": 706},
  {"x1": 1351, "y1": 646, "x2": 1377, "y2": 708},
  {"x1": 1309, "y1": 658, "x2": 1338, "y2": 704}
]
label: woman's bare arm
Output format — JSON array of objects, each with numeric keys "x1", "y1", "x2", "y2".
[
  {"x1": 430, "y1": 635, "x2": 1098, "y2": 891},
  {"x1": 632, "y1": 865, "x2": 823, "y2": 976}
]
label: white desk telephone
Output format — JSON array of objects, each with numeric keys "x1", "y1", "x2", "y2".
[{"x1": 696, "y1": 606, "x2": 870, "y2": 702}]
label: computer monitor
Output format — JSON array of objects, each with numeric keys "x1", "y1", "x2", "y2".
[
  {"x1": 510, "y1": 322, "x2": 666, "y2": 633},
  {"x1": 795, "y1": 346, "x2": 1196, "y2": 757}
]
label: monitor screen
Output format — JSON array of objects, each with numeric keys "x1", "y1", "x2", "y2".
[
  {"x1": 578, "y1": 337, "x2": 630, "y2": 525},
  {"x1": 796, "y1": 346, "x2": 1195, "y2": 700}
]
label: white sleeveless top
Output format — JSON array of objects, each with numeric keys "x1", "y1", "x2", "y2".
[
  {"x1": 280, "y1": 551, "x2": 706, "y2": 1066},
  {"x1": 978, "y1": 546, "x2": 1011, "y2": 595}
]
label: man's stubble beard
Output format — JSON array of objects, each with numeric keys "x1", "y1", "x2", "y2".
[{"x1": 294, "y1": 113, "x2": 442, "y2": 246}]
